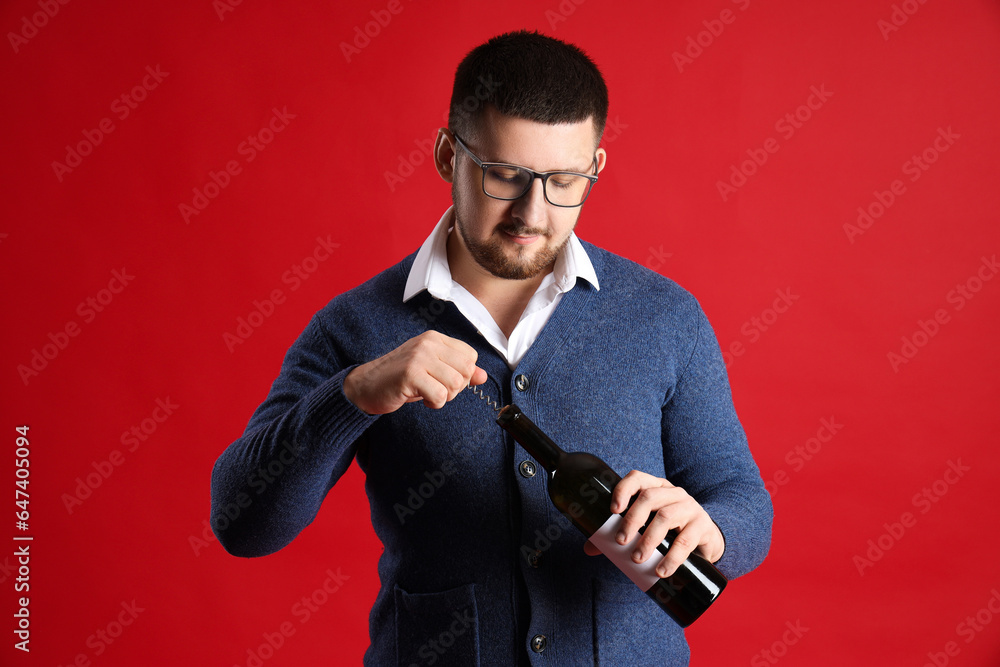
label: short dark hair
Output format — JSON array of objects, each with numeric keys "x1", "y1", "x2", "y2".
[{"x1": 448, "y1": 31, "x2": 609, "y2": 145}]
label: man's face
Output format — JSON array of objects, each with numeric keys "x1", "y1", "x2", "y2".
[{"x1": 446, "y1": 107, "x2": 606, "y2": 281}]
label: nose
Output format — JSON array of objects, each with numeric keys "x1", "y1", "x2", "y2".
[{"x1": 511, "y1": 177, "x2": 547, "y2": 229}]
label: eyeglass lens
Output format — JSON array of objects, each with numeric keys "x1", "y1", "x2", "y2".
[{"x1": 483, "y1": 166, "x2": 591, "y2": 206}]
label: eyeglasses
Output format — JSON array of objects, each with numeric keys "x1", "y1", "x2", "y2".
[{"x1": 452, "y1": 133, "x2": 598, "y2": 208}]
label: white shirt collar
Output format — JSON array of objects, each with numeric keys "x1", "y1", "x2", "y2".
[{"x1": 402, "y1": 206, "x2": 599, "y2": 303}]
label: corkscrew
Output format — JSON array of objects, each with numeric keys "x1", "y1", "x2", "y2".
[{"x1": 467, "y1": 383, "x2": 502, "y2": 412}]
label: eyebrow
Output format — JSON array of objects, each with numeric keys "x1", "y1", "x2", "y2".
[{"x1": 488, "y1": 155, "x2": 596, "y2": 175}]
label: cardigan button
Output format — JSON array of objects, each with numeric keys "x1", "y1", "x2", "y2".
[
  {"x1": 530, "y1": 634, "x2": 547, "y2": 653},
  {"x1": 528, "y1": 550, "x2": 542, "y2": 568},
  {"x1": 514, "y1": 374, "x2": 530, "y2": 391},
  {"x1": 519, "y1": 460, "x2": 536, "y2": 478}
]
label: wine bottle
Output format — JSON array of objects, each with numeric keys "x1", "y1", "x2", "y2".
[{"x1": 496, "y1": 403, "x2": 727, "y2": 627}]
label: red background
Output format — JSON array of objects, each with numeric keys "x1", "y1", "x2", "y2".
[{"x1": 3, "y1": 0, "x2": 1000, "y2": 665}]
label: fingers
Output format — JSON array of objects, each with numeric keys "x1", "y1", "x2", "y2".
[
  {"x1": 344, "y1": 331, "x2": 485, "y2": 414},
  {"x1": 427, "y1": 333, "x2": 486, "y2": 389},
  {"x1": 616, "y1": 486, "x2": 682, "y2": 563},
  {"x1": 609, "y1": 471, "x2": 722, "y2": 578},
  {"x1": 610, "y1": 470, "x2": 672, "y2": 513},
  {"x1": 415, "y1": 333, "x2": 481, "y2": 408},
  {"x1": 630, "y1": 499, "x2": 707, "y2": 577},
  {"x1": 652, "y1": 526, "x2": 701, "y2": 578},
  {"x1": 417, "y1": 356, "x2": 474, "y2": 409},
  {"x1": 583, "y1": 539, "x2": 602, "y2": 557},
  {"x1": 469, "y1": 366, "x2": 489, "y2": 386}
]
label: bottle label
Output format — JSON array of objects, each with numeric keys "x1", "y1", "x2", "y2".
[{"x1": 589, "y1": 514, "x2": 661, "y2": 591}]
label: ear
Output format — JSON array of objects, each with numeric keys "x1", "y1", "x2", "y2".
[
  {"x1": 594, "y1": 147, "x2": 607, "y2": 175},
  {"x1": 434, "y1": 128, "x2": 457, "y2": 183}
]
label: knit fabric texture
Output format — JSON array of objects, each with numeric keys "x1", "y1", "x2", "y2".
[{"x1": 211, "y1": 240, "x2": 773, "y2": 666}]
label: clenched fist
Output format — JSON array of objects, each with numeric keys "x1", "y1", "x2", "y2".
[{"x1": 343, "y1": 331, "x2": 488, "y2": 415}]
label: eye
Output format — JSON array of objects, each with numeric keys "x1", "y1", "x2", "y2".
[
  {"x1": 488, "y1": 167, "x2": 526, "y2": 183},
  {"x1": 549, "y1": 175, "x2": 580, "y2": 190}
]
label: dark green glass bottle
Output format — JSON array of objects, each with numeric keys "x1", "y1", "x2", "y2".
[{"x1": 496, "y1": 403, "x2": 727, "y2": 627}]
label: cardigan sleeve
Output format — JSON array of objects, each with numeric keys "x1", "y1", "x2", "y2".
[
  {"x1": 209, "y1": 313, "x2": 378, "y2": 558},
  {"x1": 660, "y1": 301, "x2": 773, "y2": 579}
]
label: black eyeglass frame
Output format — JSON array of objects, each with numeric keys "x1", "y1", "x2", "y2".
[{"x1": 452, "y1": 133, "x2": 599, "y2": 208}]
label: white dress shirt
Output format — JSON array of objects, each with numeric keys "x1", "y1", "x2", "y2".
[{"x1": 402, "y1": 207, "x2": 600, "y2": 369}]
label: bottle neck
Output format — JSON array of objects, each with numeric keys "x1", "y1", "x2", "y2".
[{"x1": 496, "y1": 404, "x2": 565, "y2": 471}]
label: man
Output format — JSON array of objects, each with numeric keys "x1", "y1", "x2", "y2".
[{"x1": 211, "y1": 30, "x2": 772, "y2": 665}]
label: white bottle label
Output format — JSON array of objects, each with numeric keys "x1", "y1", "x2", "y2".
[{"x1": 589, "y1": 514, "x2": 661, "y2": 591}]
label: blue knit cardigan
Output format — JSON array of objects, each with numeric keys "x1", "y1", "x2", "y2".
[{"x1": 211, "y1": 241, "x2": 773, "y2": 666}]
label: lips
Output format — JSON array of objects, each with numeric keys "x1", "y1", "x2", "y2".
[
  {"x1": 505, "y1": 231, "x2": 540, "y2": 245},
  {"x1": 500, "y1": 226, "x2": 544, "y2": 245}
]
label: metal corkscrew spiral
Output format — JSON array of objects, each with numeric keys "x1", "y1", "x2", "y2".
[{"x1": 468, "y1": 383, "x2": 501, "y2": 412}]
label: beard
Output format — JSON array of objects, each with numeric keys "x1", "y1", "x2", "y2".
[
  {"x1": 456, "y1": 216, "x2": 567, "y2": 280},
  {"x1": 452, "y1": 189, "x2": 573, "y2": 281}
]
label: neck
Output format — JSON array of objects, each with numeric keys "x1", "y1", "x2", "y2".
[{"x1": 447, "y1": 228, "x2": 551, "y2": 339}]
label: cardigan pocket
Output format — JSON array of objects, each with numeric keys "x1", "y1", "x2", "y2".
[
  {"x1": 394, "y1": 582, "x2": 480, "y2": 667},
  {"x1": 592, "y1": 577, "x2": 689, "y2": 667}
]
